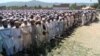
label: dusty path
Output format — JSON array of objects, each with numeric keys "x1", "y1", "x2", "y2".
[{"x1": 47, "y1": 15, "x2": 100, "y2": 56}]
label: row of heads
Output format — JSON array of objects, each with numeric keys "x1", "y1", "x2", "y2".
[
  {"x1": 0, "y1": 10, "x2": 96, "y2": 20},
  {"x1": 0, "y1": 16, "x2": 64, "y2": 26}
]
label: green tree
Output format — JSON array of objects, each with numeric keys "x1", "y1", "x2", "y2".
[
  {"x1": 97, "y1": 5, "x2": 100, "y2": 9},
  {"x1": 98, "y1": 0, "x2": 100, "y2": 4},
  {"x1": 25, "y1": 5, "x2": 27, "y2": 7},
  {"x1": 91, "y1": 3, "x2": 98, "y2": 8},
  {"x1": 38, "y1": 5, "x2": 42, "y2": 9},
  {"x1": 81, "y1": 5, "x2": 86, "y2": 7},
  {"x1": 34, "y1": 6, "x2": 37, "y2": 9},
  {"x1": 70, "y1": 3, "x2": 77, "y2": 10},
  {"x1": 0, "y1": 6, "x2": 6, "y2": 10}
]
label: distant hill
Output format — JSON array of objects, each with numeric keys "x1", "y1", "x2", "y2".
[
  {"x1": 0, "y1": 0, "x2": 96, "y2": 7},
  {"x1": 0, "y1": 0, "x2": 54, "y2": 7}
]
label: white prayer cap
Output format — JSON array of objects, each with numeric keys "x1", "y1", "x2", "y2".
[
  {"x1": 59, "y1": 16, "x2": 62, "y2": 19},
  {"x1": 55, "y1": 14, "x2": 58, "y2": 16},
  {"x1": 33, "y1": 17, "x2": 36, "y2": 21},
  {"x1": 29, "y1": 19, "x2": 33, "y2": 22},
  {"x1": 65, "y1": 13, "x2": 68, "y2": 16},
  {"x1": 36, "y1": 14, "x2": 40, "y2": 17},
  {"x1": 47, "y1": 16, "x2": 49, "y2": 18},
  {"x1": 23, "y1": 19, "x2": 27, "y2": 21},
  {"x1": 13, "y1": 18, "x2": 17, "y2": 21},
  {"x1": 15, "y1": 21, "x2": 20, "y2": 24},
  {"x1": 45, "y1": 21, "x2": 48, "y2": 24},
  {"x1": 42, "y1": 18, "x2": 45, "y2": 21},
  {"x1": 2, "y1": 19, "x2": 6, "y2": 22},
  {"x1": 8, "y1": 13, "x2": 11, "y2": 15},
  {"x1": 9, "y1": 17, "x2": 13, "y2": 20}
]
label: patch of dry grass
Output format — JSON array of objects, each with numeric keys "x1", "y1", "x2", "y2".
[
  {"x1": 47, "y1": 16, "x2": 100, "y2": 56},
  {"x1": 47, "y1": 39, "x2": 99, "y2": 56}
]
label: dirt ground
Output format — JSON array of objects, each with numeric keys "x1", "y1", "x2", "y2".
[{"x1": 47, "y1": 15, "x2": 100, "y2": 56}]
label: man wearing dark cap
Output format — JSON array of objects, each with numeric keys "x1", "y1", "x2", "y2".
[{"x1": 1, "y1": 19, "x2": 14, "y2": 56}]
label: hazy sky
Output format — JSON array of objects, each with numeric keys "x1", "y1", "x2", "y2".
[{"x1": 0, "y1": 0, "x2": 98, "y2": 3}]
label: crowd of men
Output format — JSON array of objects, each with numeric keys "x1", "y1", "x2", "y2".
[{"x1": 0, "y1": 10, "x2": 97, "y2": 56}]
